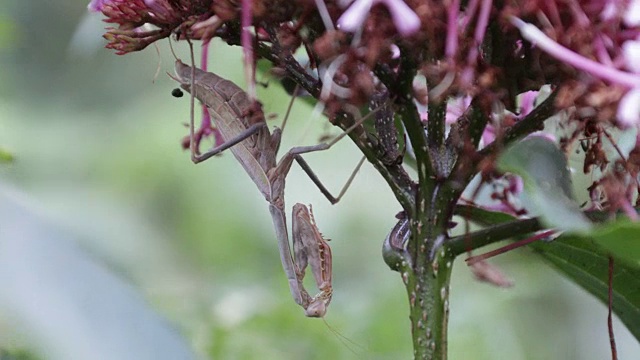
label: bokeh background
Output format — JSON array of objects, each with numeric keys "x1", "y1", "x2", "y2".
[{"x1": 0, "y1": 1, "x2": 638, "y2": 359}]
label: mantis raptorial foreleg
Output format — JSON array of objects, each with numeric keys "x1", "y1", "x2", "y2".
[
  {"x1": 172, "y1": 60, "x2": 368, "y2": 316},
  {"x1": 291, "y1": 203, "x2": 332, "y2": 317}
]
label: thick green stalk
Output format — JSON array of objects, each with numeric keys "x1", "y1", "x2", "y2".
[
  {"x1": 403, "y1": 242, "x2": 454, "y2": 359},
  {"x1": 400, "y1": 175, "x2": 456, "y2": 359}
]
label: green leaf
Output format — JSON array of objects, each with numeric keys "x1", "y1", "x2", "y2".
[
  {"x1": 454, "y1": 205, "x2": 517, "y2": 226},
  {"x1": 497, "y1": 136, "x2": 591, "y2": 233},
  {"x1": 530, "y1": 236, "x2": 640, "y2": 341},
  {"x1": 457, "y1": 206, "x2": 640, "y2": 340},
  {"x1": 591, "y1": 219, "x2": 640, "y2": 265},
  {"x1": 0, "y1": 148, "x2": 13, "y2": 163}
]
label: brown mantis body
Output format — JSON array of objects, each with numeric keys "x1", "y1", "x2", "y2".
[{"x1": 172, "y1": 60, "x2": 360, "y2": 317}]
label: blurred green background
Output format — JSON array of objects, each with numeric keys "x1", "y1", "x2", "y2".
[{"x1": 0, "y1": 1, "x2": 638, "y2": 359}]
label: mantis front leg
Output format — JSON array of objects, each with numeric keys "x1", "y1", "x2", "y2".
[
  {"x1": 267, "y1": 202, "x2": 332, "y2": 318},
  {"x1": 291, "y1": 203, "x2": 332, "y2": 318}
]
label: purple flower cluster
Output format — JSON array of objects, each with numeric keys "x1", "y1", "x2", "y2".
[
  {"x1": 88, "y1": 0, "x2": 211, "y2": 54},
  {"x1": 88, "y1": 0, "x2": 640, "y2": 216}
]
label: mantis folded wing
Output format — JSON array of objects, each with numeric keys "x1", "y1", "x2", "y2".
[{"x1": 172, "y1": 60, "x2": 359, "y2": 317}]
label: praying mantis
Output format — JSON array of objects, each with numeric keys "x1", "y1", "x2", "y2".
[{"x1": 172, "y1": 60, "x2": 366, "y2": 317}]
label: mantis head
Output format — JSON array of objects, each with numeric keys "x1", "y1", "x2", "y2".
[{"x1": 304, "y1": 288, "x2": 332, "y2": 318}]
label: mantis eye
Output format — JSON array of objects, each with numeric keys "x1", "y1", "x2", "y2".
[{"x1": 171, "y1": 88, "x2": 184, "y2": 98}]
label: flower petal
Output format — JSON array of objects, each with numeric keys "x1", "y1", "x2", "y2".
[
  {"x1": 88, "y1": 0, "x2": 107, "y2": 11},
  {"x1": 380, "y1": 0, "x2": 421, "y2": 36},
  {"x1": 625, "y1": 0, "x2": 640, "y2": 26},
  {"x1": 617, "y1": 88, "x2": 640, "y2": 128},
  {"x1": 622, "y1": 40, "x2": 640, "y2": 74},
  {"x1": 518, "y1": 90, "x2": 538, "y2": 117},
  {"x1": 337, "y1": 0, "x2": 373, "y2": 32}
]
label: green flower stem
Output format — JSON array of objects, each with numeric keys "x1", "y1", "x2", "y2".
[
  {"x1": 403, "y1": 178, "x2": 457, "y2": 359},
  {"x1": 428, "y1": 102, "x2": 447, "y2": 148},
  {"x1": 404, "y1": 245, "x2": 454, "y2": 360},
  {"x1": 448, "y1": 217, "x2": 543, "y2": 256},
  {"x1": 479, "y1": 90, "x2": 558, "y2": 157},
  {"x1": 376, "y1": 51, "x2": 437, "y2": 218}
]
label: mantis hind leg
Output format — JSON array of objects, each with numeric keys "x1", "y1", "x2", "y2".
[
  {"x1": 274, "y1": 109, "x2": 379, "y2": 204},
  {"x1": 274, "y1": 142, "x2": 366, "y2": 205},
  {"x1": 279, "y1": 102, "x2": 385, "y2": 204},
  {"x1": 295, "y1": 155, "x2": 366, "y2": 204}
]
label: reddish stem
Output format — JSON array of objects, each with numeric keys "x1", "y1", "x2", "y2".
[
  {"x1": 465, "y1": 229, "x2": 555, "y2": 265},
  {"x1": 241, "y1": 0, "x2": 257, "y2": 100}
]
